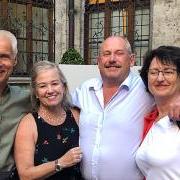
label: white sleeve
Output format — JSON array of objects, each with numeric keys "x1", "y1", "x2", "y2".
[{"x1": 71, "y1": 85, "x2": 82, "y2": 108}]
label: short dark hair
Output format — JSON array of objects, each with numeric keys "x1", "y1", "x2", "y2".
[
  {"x1": 140, "y1": 46, "x2": 180, "y2": 128},
  {"x1": 140, "y1": 46, "x2": 180, "y2": 91}
]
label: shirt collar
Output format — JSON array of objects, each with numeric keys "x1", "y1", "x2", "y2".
[
  {"x1": 119, "y1": 70, "x2": 134, "y2": 90},
  {"x1": 89, "y1": 70, "x2": 134, "y2": 91},
  {"x1": 89, "y1": 77, "x2": 102, "y2": 91}
]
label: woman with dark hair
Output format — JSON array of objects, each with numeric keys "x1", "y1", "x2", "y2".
[
  {"x1": 136, "y1": 46, "x2": 180, "y2": 179},
  {"x1": 14, "y1": 61, "x2": 83, "y2": 180}
]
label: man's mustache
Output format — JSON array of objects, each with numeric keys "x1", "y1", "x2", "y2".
[{"x1": 105, "y1": 64, "x2": 122, "y2": 68}]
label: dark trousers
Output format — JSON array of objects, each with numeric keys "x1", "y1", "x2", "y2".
[{"x1": 0, "y1": 168, "x2": 19, "y2": 180}]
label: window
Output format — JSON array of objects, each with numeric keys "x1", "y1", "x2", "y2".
[
  {"x1": 0, "y1": 0, "x2": 55, "y2": 76},
  {"x1": 84, "y1": 0, "x2": 150, "y2": 65}
]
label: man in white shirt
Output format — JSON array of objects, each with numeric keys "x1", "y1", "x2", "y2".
[{"x1": 71, "y1": 36, "x2": 178, "y2": 180}]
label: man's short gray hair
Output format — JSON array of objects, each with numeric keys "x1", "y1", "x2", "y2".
[
  {"x1": 0, "y1": 30, "x2": 18, "y2": 58},
  {"x1": 99, "y1": 35, "x2": 133, "y2": 56},
  {"x1": 122, "y1": 36, "x2": 132, "y2": 54}
]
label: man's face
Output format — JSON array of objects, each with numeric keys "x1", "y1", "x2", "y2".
[
  {"x1": 98, "y1": 37, "x2": 135, "y2": 85},
  {"x1": 0, "y1": 37, "x2": 17, "y2": 86}
]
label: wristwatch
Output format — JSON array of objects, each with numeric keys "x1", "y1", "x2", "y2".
[{"x1": 55, "y1": 159, "x2": 63, "y2": 172}]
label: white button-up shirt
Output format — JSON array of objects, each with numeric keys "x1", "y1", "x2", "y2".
[{"x1": 72, "y1": 71, "x2": 154, "y2": 180}]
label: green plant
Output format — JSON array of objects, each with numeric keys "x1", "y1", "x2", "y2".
[{"x1": 61, "y1": 48, "x2": 84, "y2": 64}]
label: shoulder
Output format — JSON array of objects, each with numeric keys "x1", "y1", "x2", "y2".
[
  {"x1": 18, "y1": 113, "x2": 36, "y2": 127},
  {"x1": 73, "y1": 77, "x2": 101, "y2": 95},
  {"x1": 10, "y1": 85, "x2": 30, "y2": 99},
  {"x1": 78, "y1": 77, "x2": 101, "y2": 89},
  {"x1": 130, "y1": 71, "x2": 143, "y2": 84},
  {"x1": 15, "y1": 113, "x2": 38, "y2": 150},
  {"x1": 71, "y1": 78, "x2": 101, "y2": 106},
  {"x1": 126, "y1": 71, "x2": 154, "y2": 107},
  {"x1": 17, "y1": 113, "x2": 37, "y2": 137},
  {"x1": 127, "y1": 71, "x2": 147, "y2": 92},
  {"x1": 10, "y1": 85, "x2": 30, "y2": 93},
  {"x1": 70, "y1": 107, "x2": 80, "y2": 125},
  {"x1": 9, "y1": 86, "x2": 31, "y2": 111}
]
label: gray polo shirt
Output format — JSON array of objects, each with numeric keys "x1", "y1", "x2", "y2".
[{"x1": 0, "y1": 85, "x2": 31, "y2": 172}]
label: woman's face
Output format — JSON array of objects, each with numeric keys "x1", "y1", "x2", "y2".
[
  {"x1": 148, "y1": 57, "x2": 180, "y2": 99},
  {"x1": 35, "y1": 68, "x2": 65, "y2": 108}
]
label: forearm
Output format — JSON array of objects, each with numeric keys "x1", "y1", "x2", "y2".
[
  {"x1": 18, "y1": 151, "x2": 80, "y2": 180},
  {"x1": 18, "y1": 160, "x2": 56, "y2": 180}
]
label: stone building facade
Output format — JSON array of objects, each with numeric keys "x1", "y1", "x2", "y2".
[
  {"x1": 55, "y1": 0, "x2": 180, "y2": 63},
  {"x1": 0, "y1": 0, "x2": 179, "y2": 84},
  {"x1": 55, "y1": 0, "x2": 84, "y2": 63},
  {"x1": 151, "y1": 0, "x2": 180, "y2": 48}
]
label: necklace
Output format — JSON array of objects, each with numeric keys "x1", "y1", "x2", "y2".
[{"x1": 38, "y1": 108, "x2": 67, "y2": 126}]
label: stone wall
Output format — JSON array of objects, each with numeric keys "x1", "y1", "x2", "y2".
[
  {"x1": 74, "y1": 0, "x2": 84, "y2": 56},
  {"x1": 55, "y1": 0, "x2": 180, "y2": 63},
  {"x1": 55, "y1": 0, "x2": 68, "y2": 63},
  {"x1": 151, "y1": 0, "x2": 180, "y2": 48},
  {"x1": 55, "y1": 0, "x2": 83, "y2": 63}
]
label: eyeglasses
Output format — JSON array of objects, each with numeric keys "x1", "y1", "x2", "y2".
[{"x1": 148, "y1": 68, "x2": 177, "y2": 79}]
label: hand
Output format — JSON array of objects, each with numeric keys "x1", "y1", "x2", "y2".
[
  {"x1": 168, "y1": 95, "x2": 180, "y2": 121},
  {"x1": 58, "y1": 147, "x2": 83, "y2": 168}
]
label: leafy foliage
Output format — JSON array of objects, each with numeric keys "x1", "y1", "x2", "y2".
[{"x1": 61, "y1": 48, "x2": 84, "y2": 64}]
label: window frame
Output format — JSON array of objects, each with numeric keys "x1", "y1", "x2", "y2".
[
  {"x1": 0, "y1": 0, "x2": 55, "y2": 76},
  {"x1": 84, "y1": 0, "x2": 150, "y2": 65}
]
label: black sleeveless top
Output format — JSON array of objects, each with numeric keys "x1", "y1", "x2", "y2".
[{"x1": 33, "y1": 110, "x2": 82, "y2": 180}]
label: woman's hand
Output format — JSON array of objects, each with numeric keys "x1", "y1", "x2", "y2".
[
  {"x1": 58, "y1": 147, "x2": 83, "y2": 168},
  {"x1": 168, "y1": 94, "x2": 180, "y2": 121}
]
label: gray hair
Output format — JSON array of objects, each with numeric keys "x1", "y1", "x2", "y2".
[
  {"x1": 0, "y1": 30, "x2": 18, "y2": 58},
  {"x1": 100, "y1": 35, "x2": 132, "y2": 55},
  {"x1": 122, "y1": 36, "x2": 132, "y2": 54},
  {"x1": 31, "y1": 60, "x2": 71, "y2": 111}
]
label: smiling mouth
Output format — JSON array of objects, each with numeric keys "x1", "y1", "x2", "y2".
[
  {"x1": 46, "y1": 95, "x2": 57, "y2": 99},
  {"x1": 106, "y1": 65, "x2": 121, "y2": 69},
  {"x1": 155, "y1": 85, "x2": 169, "y2": 89},
  {"x1": 0, "y1": 69, "x2": 5, "y2": 73}
]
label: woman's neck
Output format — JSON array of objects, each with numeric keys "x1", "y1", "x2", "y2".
[
  {"x1": 38, "y1": 105, "x2": 66, "y2": 125},
  {"x1": 155, "y1": 96, "x2": 174, "y2": 119}
]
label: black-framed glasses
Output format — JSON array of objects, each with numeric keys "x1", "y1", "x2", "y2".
[{"x1": 148, "y1": 68, "x2": 177, "y2": 79}]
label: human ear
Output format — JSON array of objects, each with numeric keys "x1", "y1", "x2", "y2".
[
  {"x1": 97, "y1": 56, "x2": 101, "y2": 66},
  {"x1": 13, "y1": 57, "x2": 17, "y2": 67},
  {"x1": 130, "y1": 54, "x2": 136, "y2": 67}
]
